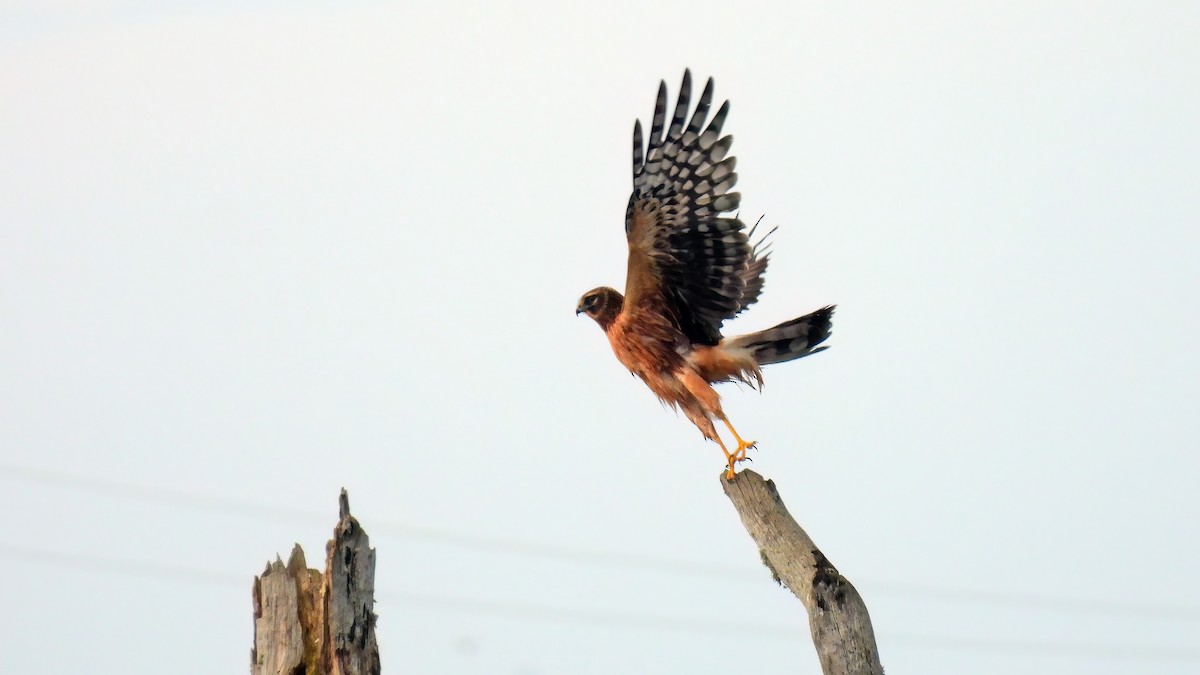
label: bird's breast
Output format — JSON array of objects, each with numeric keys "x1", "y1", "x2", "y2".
[{"x1": 606, "y1": 312, "x2": 680, "y2": 369}]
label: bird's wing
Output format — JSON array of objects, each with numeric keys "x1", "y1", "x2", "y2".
[
  {"x1": 734, "y1": 218, "x2": 777, "y2": 316},
  {"x1": 622, "y1": 70, "x2": 753, "y2": 346}
]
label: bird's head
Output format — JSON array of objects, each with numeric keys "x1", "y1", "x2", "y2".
[{"x1": 576, "y1": 286, "x2": 624, "y2": 329}]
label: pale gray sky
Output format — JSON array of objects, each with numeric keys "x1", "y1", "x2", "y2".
[{"x1": 2, "y1": 2, "x2": 1198, "y2": 674}]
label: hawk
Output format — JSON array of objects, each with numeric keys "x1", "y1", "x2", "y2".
[{"x1": 576, "y1": 70, "x2": 835, "y2": 479}]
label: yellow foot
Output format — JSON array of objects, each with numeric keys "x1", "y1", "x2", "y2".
[
  {"x1": 719, "y1": 416, "x2": 757, "y2": 479},
  {"x1": 730, "y1": 439, "x2": 757, "y2": 464},
  {"x1": 721, "y1": 439, "x2": 757, "y2": 480}
]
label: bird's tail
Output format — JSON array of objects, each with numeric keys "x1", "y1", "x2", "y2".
[{"x1": 726, "y1": 305, "x2": 836, "y2": 366}]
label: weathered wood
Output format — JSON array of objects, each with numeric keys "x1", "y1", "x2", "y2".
[
  {"x1": 289, "y1": 546, "x2": 326, "y2": 673},
  {"x1": 252, "y1": 547, "x2": 312, "y2": 675},
  {"x1": 323, "y1": 490, "x2": 380, "y2": 675},
  {"x1": 722, "y1": 469, "x2": 883, "y2": 675},
  {"x1": 252, "y1": 490, "x2": 379, "y2": 675}
]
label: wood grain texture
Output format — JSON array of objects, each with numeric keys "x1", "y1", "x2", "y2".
[
  {"x1": 252, "y1": 490, "x2": 379, "y2": 675},
  {"x1": 722, "y1": 469, "x2": 884, "y2": 675},
  {"x1": 252, "y1": 554, "x2": 306, "y2": 675}
]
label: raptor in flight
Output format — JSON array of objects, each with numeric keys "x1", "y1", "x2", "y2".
[{"x1": 577, "y1": 70, "x2": 835, "y2": 479}]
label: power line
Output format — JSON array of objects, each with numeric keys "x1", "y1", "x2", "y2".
[
  {"x1": 884, "y1": 632, "x2": 1200, "y2": 663},
  {"x1": 0, "y1": 542, "x2": 243, "y2": 587},
  {"x1": 2, "y1": 543, "x2": 1198, "y2": 664},
  {"x1": 3, "y1": 460, "x2": 1199, "y2": 623}
]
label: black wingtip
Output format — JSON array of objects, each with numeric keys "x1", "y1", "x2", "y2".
[
  {"x1": 648, "y1": 81, "x2": 669, "y2": 149},
  {"x1": 810, "y1": 305, "x2": 837, "y2": 343},
  {"x1": 669, "y1": 70, "x2": 693, "y2": 137},
  {"x1": 632, "y1": 119, "x2": 644, "y2": 175},
  {"x1": 708, "y1": 100, "x2": 731, "y2": 136}
]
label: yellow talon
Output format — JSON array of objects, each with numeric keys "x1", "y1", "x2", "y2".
[
  {"x1": 720, "y1": 445, "x2": 737, "y2": 480},
  {"x1": 723, "y1": 418, "x2": 756, "y2": 461},
  {"x1": 718, "y1": 417, "x2": 757, "y2": 479}
]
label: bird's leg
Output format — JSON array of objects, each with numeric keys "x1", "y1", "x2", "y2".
[
  {"x1": 713, "y1": 436, "x2": 739, "y2": 481},
  {"x1": 712, "y1": 417, "x2": 756, "y2": 480},
  {"x1": 720, "y1": 417, "x2": 757, "y2": 465}
]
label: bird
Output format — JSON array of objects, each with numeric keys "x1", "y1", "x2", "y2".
[{"x1": 576, "y1": 70, "x2": 835, "y2": 479}]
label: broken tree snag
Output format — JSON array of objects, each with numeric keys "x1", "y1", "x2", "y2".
[
  {"x1": 722, "y1": 470, "x2": 883, "y2": 675},
  {"x1": 252, "y1": 549, "x2": 309, "y2": 675},
  {"x1": 251, "y1": 490, "x2": 380, "y2": 675},
  {"x1": 323, "y1": 490, "x2": 380, "y2": 675}
]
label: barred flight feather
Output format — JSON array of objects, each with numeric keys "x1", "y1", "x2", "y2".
[
  {"x1": 735, "y1": 218, "x2": 777, "y2": 315},
  {"x1": 625, "y1": 69, "x2": 757, "y2": 346},
  {"x1": 726, "y1": 306, "x2": 836, "y2": 366}
]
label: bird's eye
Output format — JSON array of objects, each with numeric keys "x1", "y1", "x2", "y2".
[{"x1": 586, "y1": 294, "x2": 600, "y2": 309}]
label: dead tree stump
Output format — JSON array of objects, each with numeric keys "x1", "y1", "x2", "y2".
[
  {"x1": 252, "y1": 490, "x2": 380, "y2": 675},
  {"x1": 723, "y1": 469, "x2": 884, "y2": 675}
]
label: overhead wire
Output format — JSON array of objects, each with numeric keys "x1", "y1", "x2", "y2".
[
  {"x1": 2, "y1": 460, "x2": 1198, "y2": 624},
  {"x1": 2, "y1": 542, "x2": 1198, "y2": 664}
]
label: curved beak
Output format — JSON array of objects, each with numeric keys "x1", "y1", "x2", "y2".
[{"x1": 575, "y1": 305, "x2": 585, "y2": 316}]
